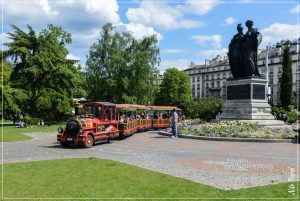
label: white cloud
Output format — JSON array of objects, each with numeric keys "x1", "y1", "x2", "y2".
[
  {"x1": 225, "y1": 17, "x2": 236, "y2": 25},
  {"x1": 184, "y1": 0, "x2": 219, "y2": 15},
  {"x1": 290, "y1": 5, "x2": 300, "y2": 14},
  {"x1": 126, "y1": 2, "x2": 203, "y2": 29},
  {"x1": 3, "y1": 0, "x2": 120, "y2": 32},
  {"x1": 0, "y1": 33, "x2": 10, "y2": 46},
  {"x1": 161, "y1": 49, "x2": 185, "y2": 54},
  {"x1": 192, "y1": 34, "x2": 223, "y2": 49},
  {"x1": 66, "y1": 54, "x2": 81, "y2": 61},
  {"x1": 40, "y1": 0, "x2": 58, "y2": 17},
  {"x1": 200, "y1": 48, "x2": 228, "y2": 59},
  {"x1": 260, "y1": 23, "x2": 300, "y2": 48},
  {"x1": 158, "y1": 59, "x2": 192, "y2": 71},
  {"x1": 120, "y1": 23, "x2": 163, "y2": 41},
  {"x1": 2, "y1": 0, "x2": 121, "y2": 63}
]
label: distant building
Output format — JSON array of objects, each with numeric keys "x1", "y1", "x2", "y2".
[
  {"x1": 153, "y1": 69, "x2": 163, "y2": 86},
  {"x1": 184, "y1": 38, "x2": 300, "y2": 106}
]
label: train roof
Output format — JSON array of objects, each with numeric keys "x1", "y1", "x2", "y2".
[
  {"x1": 84, "y1": 102, "x2": 116, "y2": 107},
  {"x1": 116, "y1": 104, "x2": 150, "y2": 110},
  {"x1": 148, "y1": 106, "x2": 181, "y2": 111}
]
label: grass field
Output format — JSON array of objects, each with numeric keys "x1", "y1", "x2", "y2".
[
  {"x1": 1, "y1": 158, "x2": 299, "y2": 200},
  {"x1": 1, "y1": 124, "x2": 64, "y2": 142}
]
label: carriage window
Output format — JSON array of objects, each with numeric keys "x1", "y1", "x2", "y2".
[
  {"x1": 86, "y1": 105, "x2": 102, "y2": 117},
  {"x1": 105, "y1": 107, "x2": 111, "y2": 120}
]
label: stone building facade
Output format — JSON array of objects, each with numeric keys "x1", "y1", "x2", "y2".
[{"x1": 183, "y1": 39, "x2": 300, "y2": 106}]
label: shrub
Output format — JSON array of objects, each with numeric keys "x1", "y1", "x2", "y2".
[
  {"x1": 21, "y1": 116, "x2": 40, "y2": 125},
  {"x1": 271, "y1": 105, "x2": 299, "y2": 123},
  {"x1": 185, "y1": 96, "x2": 224, "y2": 121}
]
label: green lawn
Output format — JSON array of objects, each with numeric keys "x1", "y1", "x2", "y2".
[
  {"x1": 1, "y1": 158, "x2": 299, "y2": 200},
  {"x1": 1, "y1": 124, "x2": 64, "y2": 142}
]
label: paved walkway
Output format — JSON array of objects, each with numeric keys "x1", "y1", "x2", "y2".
[{"x1": 2, "y1": 131, "x2": 300, "y2": 189}]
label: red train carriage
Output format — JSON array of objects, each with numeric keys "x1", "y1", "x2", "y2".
[
  {"x1": 135, "y1": 105, "x2": 152, "y2": 131},
  {"x1": 116, "y1": 104, "x2": 138, "y2": 138},
  {"x1": 149, "y1": 106, "x2": 182, "y2": 129},
  {"x1": 57, "y1": 102, "x2": 119, "y2": 148},
  {"x1": 116, "y1": 104, "x2": 152, "y2": 138}
]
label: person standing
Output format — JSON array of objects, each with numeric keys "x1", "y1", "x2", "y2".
[{"x1": 171, "y1": 109, "x2": 178, "y2": 138}]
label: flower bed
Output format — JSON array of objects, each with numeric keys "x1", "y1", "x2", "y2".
[{"x1": 166, "y1": 120, "x2": 296, "y2": 139}]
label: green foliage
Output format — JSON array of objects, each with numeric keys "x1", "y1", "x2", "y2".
[
  {"x1": 186, "y1": 96, "x2": 224, "y2": 121},
  {"x1": 0, "y1": 60, "x2": 28, "y2": 115},
  {"x1": 280, "y1": 42, "x2": 293, "y2": 109},
  {"x1": 3, "y1": 24, "x2": 86, "y2": 121},
  {"x1": 155, "y1": 68, "x2": 193, "y2": 109},
  {"x1": 86, "y1": 23, "x2": 160, "y2": 105},
  {"x1": 271, "y1": 105, "x2": 299, "y2": 124},
  {"x1": 21, "y1": 116, "x2": 40, "y2": 125}
]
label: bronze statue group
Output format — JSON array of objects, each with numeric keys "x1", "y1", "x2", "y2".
[{"x1": 228, "y1": 20, "x2": 262, "y2": 79}]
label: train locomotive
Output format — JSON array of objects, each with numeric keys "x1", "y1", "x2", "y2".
[{"x1": 57, "y1": 102, "x2": 181, "y2": 148}]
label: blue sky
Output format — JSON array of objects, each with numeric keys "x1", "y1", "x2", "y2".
[{"x1": 1, "y1": 0, "x2": 299, "y2": 71}]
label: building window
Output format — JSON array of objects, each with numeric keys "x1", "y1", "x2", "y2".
[
  {"x1": 223, "y1": 73, "x2": 226, "y2": 78},
  {"x1": 197, "y1": 76, "x2": 200, "y2": 82},
  {"x1": 192, "y1": 84, "x2": 195, "y2": 89},
  {"x1": 217, "y1": 74, "x2": 220, "y2": 79},
  {"x1": 197, "y1": 84, "x2": 200, "y2": 90},
  {"x1": 206, "y1": 75, "x2": 209, "y2": 80},
  {"x1": 211, "y1": 74, "x2": 214, "y2": 80},
  {"x1": 269, "y1": 78, "x2": 273, "y2": 84},
  {"x1": 206, "y1": 83, "x2": 209, "y2": 88},
  {"x1": 217, "y1": 81, "x2": 220, "y2": 88},
  {"x1": 192, "y1": 77, "x2": 195, "y2": 82},
  {"x1": 197, "y1": 92, "x2": 200, "y2": 98},
  {"x1": 211, "y1": 82, "x2": 214, "y2": 88}
]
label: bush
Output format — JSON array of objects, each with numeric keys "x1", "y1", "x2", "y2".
[
  {"x1": 186, "y1": 96, "x2": 224, "y2": 121},
  {"x1": 21, "y1": 116, "x2": 40, "y2": 125},
  {"x1": 271, "y1": 105, "x2": 299, "y2": 123}
]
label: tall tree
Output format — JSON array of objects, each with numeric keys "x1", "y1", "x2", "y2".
[
  {"x1": 4, "y1": 24, "x2": 85, "y2": 121},
  {"x1": 280, "y1": 42, "x2": 293, "y2": 109},
  {"x1": 0, "y1": 60, "x2": 28, "y2": 118},
  {"x1": 86, "y1": 23, "x2": 160, "y2": 105},
  {"x1": 155, "y1": 68, "x2": 193, "y2": 109}
]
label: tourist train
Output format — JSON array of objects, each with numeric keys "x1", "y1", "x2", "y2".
[{"x1": 57, "y1": 102, "x2": 182, "y2": 148}]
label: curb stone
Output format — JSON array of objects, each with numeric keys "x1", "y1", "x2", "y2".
[{"x1": 158, "y1": 131, "x2": 295, "y2": 143}]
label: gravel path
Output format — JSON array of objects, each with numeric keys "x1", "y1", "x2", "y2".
[{"x1": 2, "y1": 131, "x2": 300, "y2": 190}]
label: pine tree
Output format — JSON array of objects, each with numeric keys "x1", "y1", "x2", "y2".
[
  {"x1": 280, "y1": 41, "x2": 293, "y2": 109},
  {"x1": 4, "y1": 24, "x2": 86, "y2": 121}
]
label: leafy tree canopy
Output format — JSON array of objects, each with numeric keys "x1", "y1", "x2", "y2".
[
  {"x1": 3, "y1": 24, "x2": 86, "y2": 121},
  {"x1": 86, "y1": 23, "x2": 160, "y2": 105},
  {"x1": 0, "y1": 60, "x2": 28, "y2": 115},
  {"x1": 155, "y1": 68, "x2": 193, "y2": 109}
]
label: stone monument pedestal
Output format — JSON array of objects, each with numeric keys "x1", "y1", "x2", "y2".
[{"x1": 219, "y1": 78, "x2": 285, "y2": 126}]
